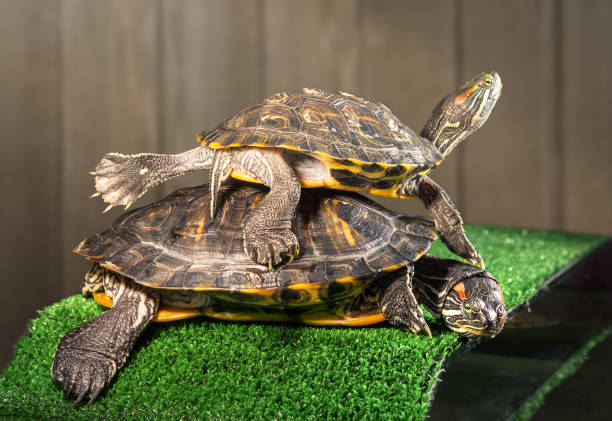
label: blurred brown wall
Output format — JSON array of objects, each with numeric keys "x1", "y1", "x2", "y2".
[{"x1": 1, "y1": 0, "x2": 611, "y2": 368}]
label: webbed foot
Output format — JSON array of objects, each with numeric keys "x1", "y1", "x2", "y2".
[
  {"x1": 408, "y1": 176, "x2": 486, "y2": 269},
  {"x1": 52, "y1": 274, "x2": 158, "y2": 404},
  {"x1": 439, "y1": 230, "x2": 485, "y2": 269},
  {"x1": 51, "y1": 315, "x2": 124, "y2": 405},
  {"x1": 380, "y1": 272, "x2": 431, "y2": 336},
  {"x1": 92, "y1": 147, "x2": 214, "y2": 210},
  {"x1": 94, "y1": 152, "x2": 157, "y2": 209},
  {"x1": 52, "y1": 346, "x2": 117, "y2": 405}
]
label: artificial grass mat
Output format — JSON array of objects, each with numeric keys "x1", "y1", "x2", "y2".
[{"x1": 0, "y1": 226, "x2": 607, "y2": 420}]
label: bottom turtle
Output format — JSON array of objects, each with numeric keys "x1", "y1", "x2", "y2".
[{"x1": 52, "y1": 183, "x2": 507, "y2": 404}]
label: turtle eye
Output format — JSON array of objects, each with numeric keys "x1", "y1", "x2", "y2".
[
  {"x1": 463, "y1": 302, "x2": 472, "y2": 314},
  {"x1": 483, "y1": 77, "x2": 493, "y2": 86}
]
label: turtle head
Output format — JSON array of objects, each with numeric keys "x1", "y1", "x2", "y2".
[
  {"x1": 421, "y1": 71, "x2": 502, "y2": 157},
  {"x1": 441, "y1": 274, "x2": 507, "y2": 338}
]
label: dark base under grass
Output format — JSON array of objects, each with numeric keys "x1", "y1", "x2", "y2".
[
  {"x1": 0, "y1": 226, "x2": 607, "y2": 420},
  {"x1": 514, "y1": 326, "x2": 612, "y2": 421}
]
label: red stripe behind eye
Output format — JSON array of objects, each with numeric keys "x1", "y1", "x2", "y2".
[
  {"x1": 497, "y1": 283, "x2": 505, "y2": 305},
  {"x1": 454, "y1": 85, "x2": 478, "y2": 105},
  {"x1": 453, "y1": 282, "x2": 466, "y2": 299}
]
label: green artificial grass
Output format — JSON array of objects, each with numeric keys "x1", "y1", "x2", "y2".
[
  {"x1": 0, "y1": 226, "x2": 607, "y2": 420},
  {"x1": 513, "y1": 326, "x2": 612, "y2": 421}
]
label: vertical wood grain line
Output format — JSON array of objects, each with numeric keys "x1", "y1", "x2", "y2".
[
  {"x1": 156, "y1": 0, "x2": 164, "y2": 154},
  {"x1": 454, "y1": 0, "x2": 464, "y2": 213},
  {"x1": 554, "y1": 1, "x2": 565, "y2": 229},
  {"x1": 356, "y1": 0, "x2": 364, "y2": 94},
  {"x1": 257, "y1": 0, "x2": 264, "y2": 99},
  {"x1": 0, "y1": 0, "x2": 63, "y2": 366},
  {"x1": 57, "y1": 0, "x2": 65, "y2": 288}
]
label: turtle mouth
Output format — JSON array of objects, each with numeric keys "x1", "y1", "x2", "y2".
[
  {"x1": 458, "y1": 324, "x2": 497, "y2": 338},
  {"x1": 489, "y1": 72, "x2": 503, "y2": 99}
]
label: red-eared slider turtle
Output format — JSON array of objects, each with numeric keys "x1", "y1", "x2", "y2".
[
  {"x1": 53, "y1": 184, "x2": 507, "y2": 404},
  {"x1": 92, "y1": 73, "x2": 502, "y2": 268}
]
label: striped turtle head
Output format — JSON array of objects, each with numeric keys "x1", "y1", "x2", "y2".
[
  {"x1": 421, "y1": 71, "x2": 502, "y2": 157},
  {"x1": 442, "y1": 275, "x2": 507, "y2": 338}
]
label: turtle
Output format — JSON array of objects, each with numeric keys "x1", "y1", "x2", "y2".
[
  {"x1": 52, "y1": 182, "x2": 507, "y2": 404},
  {"x1": 91, "y1": 72, "x2": 502, "y2": 268}
]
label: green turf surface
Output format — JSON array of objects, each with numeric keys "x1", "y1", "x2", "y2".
[{"x1": 0, "y1": 226, "x2": 607, "y2": 420}]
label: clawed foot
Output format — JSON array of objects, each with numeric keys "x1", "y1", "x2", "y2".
[
  {"x1": 52, "y1": 347, "x2": 118, "y2": 405},
  {"x1": 244, "y1": 227, "x2": 300, "y2": 268},
  {"x1": 384, "y1": 299, "x2": 431, "y2": 337},
  {"x1": 381, "y1": 277, "x2": 432, "y2": 337},
  {"x1": 439, "y1": 230, "x2": 485, "y2": 269},
  {"x1": 463, "y1": 249, "x2": 485, "y2": 269},
  {"x1": 93, "y1": 153, "x2": 159, "y2": 211}
]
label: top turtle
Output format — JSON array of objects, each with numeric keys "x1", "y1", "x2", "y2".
[{"x1": 93, "y1": 72, "x2": 502, "y2": 268}]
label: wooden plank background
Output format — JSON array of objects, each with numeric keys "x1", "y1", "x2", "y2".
[{"x1": 1, "y1": 0, "x2": 610, "y2": 367}]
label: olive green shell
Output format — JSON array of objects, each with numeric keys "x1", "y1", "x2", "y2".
[
  {"x1": 198, "y1": 88, "x2": 442, "y2": 176},
  {"x1": 75, "y1": 183, "x2": 436, "y2": 294}
]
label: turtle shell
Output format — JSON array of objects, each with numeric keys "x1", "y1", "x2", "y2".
[
  {"x1": 197, "y1": 88, "x2": 443, "y2": 185},
  {"x1": 75, "y1": 183, "x2": 436, "y2": 302}
]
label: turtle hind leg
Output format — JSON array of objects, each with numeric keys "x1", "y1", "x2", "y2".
[
  {"x1": 52, "y1": 272, "x2": 158, "y2": 404},
  {"x1": 378, "y1": 268, "x2": 431, "y2": 337},
  {"x1": 93, "y1": 147, "x2": 214, "y2": 210},
  {"x1": 227, "y1": 148, "x2": 301, "y2": 267}
]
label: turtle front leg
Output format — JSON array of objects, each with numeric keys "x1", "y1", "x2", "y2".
[
  {"x1": 52, "y1": 269, "x2": 158, "y2": 404},
  {"x1": 93, "y1": 147, "x2": 214, "y2": 210},
  {"x1": 212, "y1": 148, "x2": 301, "y2": 267},
  {"x1": 378, "y1": 268, "x2": 431, "y2": 336},
  {"x1": 403, "y1": 175, "x2": 484, "y2": 268}
]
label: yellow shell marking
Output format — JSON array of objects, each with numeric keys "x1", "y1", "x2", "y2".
[
  {"x1": 300, "y1": 312, "x2": 386, "y2": 326},
  {"x1": 321, "y1": 200, "x2": 358, "y2": 247},
  {"x1": 202, "y1": 134, "x2": 425, "y2": 198},
  {"x1": 93, "y1": 292, "x2": 387, "y2": 326},
  {"x1": 201, "y1": 134, "x2": 415, "y2": 176},
  {"x1": 93, "y1": 292, "x2": 206, "y2": 322}
]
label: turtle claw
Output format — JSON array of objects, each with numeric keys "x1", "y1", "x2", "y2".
[
  {"x1": 244, "y1": 227, "x2": 299, "y2": 268},
  {"x1": 74, "y1": 389, "x2": 88, "y2": 407},
  {"x1": 92, "y1": 152, "x2": 157, "y2": 209},
  {"x1": 52, "y1": 347, "x2": 117, "y2": 405},
  {"x1": 465, "y1": 251, "x2": 485, "y2": 270},
  {"x1": 286, "y1": 243, "x2": 300, "y2": 263},
  {"x1": 380, "y1": 277, "x2": 431, "y2": 336},
  {"x1": 87, "y1": 388, "x2": 103, "y2": 406},
  {"x1": 392, "y1": 309, "x2": 430, "y2": 336},
  {"x1": 439, "y1": 229, "x2": 485, "y2": 270},
  {"x1": 408, "y1": 311, "x2": 430, "y2": 336}
]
